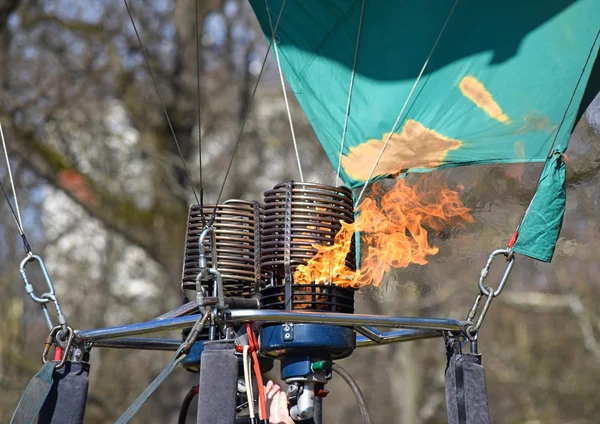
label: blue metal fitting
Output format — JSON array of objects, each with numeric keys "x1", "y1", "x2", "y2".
[{"x1": 259, "y1": 323, "x2": 355, "y2": 360}]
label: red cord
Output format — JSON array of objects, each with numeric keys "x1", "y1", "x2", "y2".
[
  {"x1": 246, "y1": 323, "x2": 257, "y2": 351},
  {"x1": 251, "y1": 351, "x2": 268, "y2": 420},
  {"x1": 508, "y1": 230, "x2": 519, "y2": 248},
  {"x1": 53, "y1": 346, "x2": 63, "y2": 361},
  {"x1": 246, "y1": 323, "x2": 267, "y2": 420}
]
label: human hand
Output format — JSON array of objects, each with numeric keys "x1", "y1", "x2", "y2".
[{"x1": 265, "y1": 380, "x2": 294, "y2": 424}]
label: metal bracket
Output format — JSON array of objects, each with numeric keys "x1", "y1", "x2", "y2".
[{"x1": 283, "y1": 322, "x2": 294, "y2": 341}]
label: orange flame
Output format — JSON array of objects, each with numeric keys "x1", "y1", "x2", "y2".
[{"x1": 293, "y1": 176, "x2": 474, "y2": 287}]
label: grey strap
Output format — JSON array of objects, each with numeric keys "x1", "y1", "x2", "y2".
[
  {"x1": 114, "y1": 308, "x2": 210, "y2": 423},
  {"x1": 114, "y1": 350, "x2": 185, "y2": 424},
  {"x1": 10, "y1": 361, "x2": 57, "y2": 424}
]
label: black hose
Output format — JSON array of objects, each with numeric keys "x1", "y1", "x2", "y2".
[
  {"x1": 178, "y1": 385, "x2": 199, "y2": 424},
  {"x1": 332, "y1": 363, "x2": 371, "y2": 424}
]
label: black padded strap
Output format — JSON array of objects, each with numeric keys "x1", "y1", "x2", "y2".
[{"x1": 445, "y1": 353, "x2": 490, "y2": 424}]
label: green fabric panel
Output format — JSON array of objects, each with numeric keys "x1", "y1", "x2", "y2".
[
  {"x1": 250, "y1": 0, "x2": 600, "y2": 186},
  {"x1": 514, "y1": 30, "x2": 599, "y2": 262},
  {"x1": 249, "y1": 0, "x2": 600, "y2": 262},
  {"x1": 512, "y1": 154, "x2": 566, "y2": 262}
]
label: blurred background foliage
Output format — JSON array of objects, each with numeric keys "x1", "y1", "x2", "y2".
[{"x1": 1, "y1": 1, "x2": 599, "y2": 423}]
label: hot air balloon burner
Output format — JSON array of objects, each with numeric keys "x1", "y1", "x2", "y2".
[
  {"x1": 180, "y1": 200, "x2": 264, "y2": 372},
  {"x1": 181, "y1": 200, "x2": 263, "y2": 301},
  {"x1": 258, "y1": 181, "x2": 358, "y2": 420},
  {"x1": 260, "y1": 181, "x2": 356, "y2": 289}
]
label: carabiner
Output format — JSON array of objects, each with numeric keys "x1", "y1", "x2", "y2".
[
  {"x1": 197, "y1": 226, "x2": 217, "y2": 272},
  {"x1": 208, "y1": 267, "x2": 225, "y2": 309},
  {"x1": 478, "y1": 249, "x2": 515, "y2": 297},
  {"x1": 20, "y1": 254, "x2": 55, "y2": 304},
  {"x1": 465, "y1": 286, "x2": 496, "y2": 336},
  {"x1": 196, "y1": 227, "x2": 216, "y2": 305},
  {"x1": 42, "y1": 325, "x2": 74, "y2": 370}
]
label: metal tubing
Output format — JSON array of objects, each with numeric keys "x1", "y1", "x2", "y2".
[
  {"x1": 354, "y1": 326, "x2": 385, "y2": 342},
  {"x1": 231, "y1": 310, "x2": 464, "y2": 331},
  {"x1": 75, "y1": 310, "x2": 464, "y2": 343},
  {"x1": 89, "y1": 331, "x2": 442, "y2": 351},
  {"x1": 152, "y1": 296, "x2": 260, "y2": 321},
  {"x1": 75, "y1": 315, "x2": 199, "y2": 343},
  {"x1": 356, "y1": 329, "x2": 442, "y2": 347},
  {"x1": 221, "y1": 296, "x2": 260, "y2": 310},
  {"x1": 152, "y1": 301, "x2": 199, "y2": 321},
  {"x1": 90, "y1": 338, "x2": 181, "y2": 351}
]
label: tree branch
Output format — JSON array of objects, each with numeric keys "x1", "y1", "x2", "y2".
[
  {"x1": 500, "y1": 291, "x2": 600, "y2": 362},
  {"x1": 3, "y1": 122, "x2": 178, "y2": 270},
  {"x1": 19, "y1": 12, "x2": 116, "y2": 40}
]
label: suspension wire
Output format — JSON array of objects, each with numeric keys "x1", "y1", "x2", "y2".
[
  {"x1": 1, "y1": 122, "x2": 23, "y2": 230},
  {"x1": 195, "y1": 0, "x2": 206, "y2": 226},
  {"x1": 355, "y1": 0, "x2": 460, "y2": 204},
  {"x1": 123, "y1": 0, "x2": 200, "y2": 205},
  {"x1": 336, "y1": 0, "x2": 366, "y2": 187},
  {"x1": 0, "y1": 179, "x2": 21, "y2": 232},
  {"x1": 1, "y1": 122, "x2": 32, "y2": 254},
  {"x1": 209, "y1": 0, "x2": 288, "y2": 226},
  {"x1": 265, "y1": 0, "x2": 303, "y2": 182},
  {"x1": 511, "y1": 27, "x2": 600, "y2": 242},
  {"x1": 0, "y1": 180, "x2": 32, "y2": 254}
]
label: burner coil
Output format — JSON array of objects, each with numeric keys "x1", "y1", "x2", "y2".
[
  {"x1": 261, "y1": 181, "x2": 356, "y2": 283},
  {"x1": 182, "y1": 200, "x2": 262, "y2": 298},
  {"x1": 260, "y1": 181, "x2": 356, "y2": 311}
]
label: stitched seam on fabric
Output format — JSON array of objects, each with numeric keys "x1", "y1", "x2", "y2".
[{"x1": 455, "y1": 356, "x2": 467, "y2": 424}]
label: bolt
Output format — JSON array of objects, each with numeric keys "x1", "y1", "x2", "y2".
[{"x1": 284, "y1": 333, "x2": 291, "y2": 339}]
